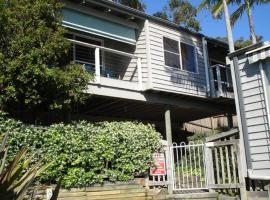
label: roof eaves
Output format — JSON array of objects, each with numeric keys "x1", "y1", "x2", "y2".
[
  {"x1": 80, "y1": 0, "x2": 230, "y2": 48},
  {"x1": 85, "y1": 0, "x2": 205, "y2": 38}
]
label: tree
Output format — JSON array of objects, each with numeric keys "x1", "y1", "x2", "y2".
[
  {"x1": 153, "y1": 7, "x2": 169, "y2": 20},
  {"x1": 231, "y1": 0, "x2": 270, "y2": 44},
  {"x1": 0, "y1": 0, "x2": 91, "y2": 115},
  {"x1": 115, "y1": 0, "x2": 146, "y2": 12},
  {"x1": 215, "y1": 35, "x2": 263, "y2": 48},
  {"x1": 153, "y1": 0, "x2": 201, "y2": 32},
  {"x1": 234, "y1": 35, "x2": 263, "y2": 48},
  {"x1": 198, "y1": 0, "x2": 235, "y2": 52}
]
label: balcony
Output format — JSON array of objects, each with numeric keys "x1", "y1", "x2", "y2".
[
  {"x1": 209, "y1": 64, "x2": 234, "y2": 99},
  {"x1": 68, "y1": 38, "x2": 143, "y2": 92}
]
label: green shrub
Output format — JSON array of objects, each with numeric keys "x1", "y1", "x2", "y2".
[{"x1": 0, "y1": 112, "x2": 162, "y2": 188}]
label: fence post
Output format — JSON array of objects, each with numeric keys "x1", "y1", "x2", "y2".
[
  {"x1": 236, "y1": 142, "x2": 247, "y2": 200},
  {"x1": 95, "y1": 47, "x2": 101, "y2": 84},
  {"x1": 205, "y1": 145, "x2": 215, "y2": 189}
]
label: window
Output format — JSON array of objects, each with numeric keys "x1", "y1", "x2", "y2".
[
  {"x1": 163, "y1": 37, "x2": 180, "y2": 68},
  {"x1": 181, "y1": 43, "x2": 197, "y2": 73},
  {"x1": 163, "y1": 37, "x2": 197, "y2": 73}
]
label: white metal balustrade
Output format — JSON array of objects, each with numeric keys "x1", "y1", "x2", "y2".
[{"x1": 67, "y1": 39, "x2": 143, "y2": 91}]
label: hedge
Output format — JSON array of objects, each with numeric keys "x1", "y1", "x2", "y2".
[{"x1": 0, "y1": 112, "x2": 162, "y2": 188}]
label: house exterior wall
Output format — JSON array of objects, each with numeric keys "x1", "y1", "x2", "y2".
[
  {"x1": 147, "y1": 21, "x2": 208, "y2": 97},
  {"x1": 61, "y1": 1, "x2": 223, "y2": 100},
  {"x1": 231, "y1": 44, "x2": 270, "y2": 178}
]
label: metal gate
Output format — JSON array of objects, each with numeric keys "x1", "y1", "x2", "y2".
[{"x1": 170, "y1": 141, "x2": 208, "y2": 191}]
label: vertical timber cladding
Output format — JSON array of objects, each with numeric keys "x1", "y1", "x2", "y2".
[{"x1": 231, "y1": 42, "x2": 270, "y2": 179}]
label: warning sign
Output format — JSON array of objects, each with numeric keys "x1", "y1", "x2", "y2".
[{"x1": 150, "y1": 153, "x2": 166, "y2": 175}]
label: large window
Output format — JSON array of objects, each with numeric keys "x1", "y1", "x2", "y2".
[{"x1": 163, "y1": 37, "x2": 197, "y2": 73}]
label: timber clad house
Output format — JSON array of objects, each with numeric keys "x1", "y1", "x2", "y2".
[{"x1": 62, "y1": 0, "x2": 235, "y2": 135}]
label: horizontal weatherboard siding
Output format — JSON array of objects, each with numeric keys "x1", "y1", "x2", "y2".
[
  {"x1": 148, "y1": 21, "x2": 207, "y2": 97},
  {"x1": 237, "y1": 53, "x2": 270, "y2": 177}
]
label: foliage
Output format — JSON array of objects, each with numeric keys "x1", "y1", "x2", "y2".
[
  {"x1": 215, "y1": 35, "x2": 263, "y2": 48},
  {"x1": 0, "y1": 112, "x2": 162, "y2": 188},
  {"x1": 198, "y1": 0, "x2": 270, "y2": 44},
  {"x1": 234, "y1": 35, "x2": 263, "y2": 48},
  {"x1": 0, "y1": 133, "x2": 50, "y2": 200},
  {"x1": 114, "y1": 0, "x2": 146, "y2": 11},
  {"x1": 0, "y1": 0, "x2": 91, "y2": 113},
  {"x1": 153, "y1": 0, "x2": 201, "y2": 32},
  {"x1": 230, "y1": 0, "x2": 270, "y2": 43},
  {"x1": 187, "y1": 133, "x2": 208, "y2": 142}
]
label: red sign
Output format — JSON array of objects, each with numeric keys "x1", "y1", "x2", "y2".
[{"x1": 150, "y1": 153, "x2": 166, "y2": 175}]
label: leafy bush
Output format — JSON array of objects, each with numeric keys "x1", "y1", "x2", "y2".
[{"x1": 0, "y1": 112, "x2": 162, "y2": 188}]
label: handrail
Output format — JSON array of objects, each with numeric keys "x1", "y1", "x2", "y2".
[
  {"x1": 210, "y1": 64, "x2": 229, "y2": 68},
  {"x1": 67, "y1": 39, "x2": 139, "y2": 58}
]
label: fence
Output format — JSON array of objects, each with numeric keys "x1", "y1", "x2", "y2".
[
  {"x1": 170, "y1": 141, "x2": 207, "y2": 191},
  {"x1": 205, "y1": 129, "x2": 246, "y2": 198}
]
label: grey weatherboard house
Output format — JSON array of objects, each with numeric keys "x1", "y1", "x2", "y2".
[
  {"x1": 61, "y1": 0, "x2": 234, "y2": 139},
  {"x1": 58, "y1": 0, "x2": 270, "y2": 199},
  {"x1": 228, "y1": 42, "x2": 270, "y2": 181}
]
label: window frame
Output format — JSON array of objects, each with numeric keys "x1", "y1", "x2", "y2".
[{"x1": 163, "y1": 36, "x2": 199, "y2": 74}]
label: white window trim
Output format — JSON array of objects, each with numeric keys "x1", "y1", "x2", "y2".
[{"x1": 163, "y1": 36, "x2": 199, "y2": 75}]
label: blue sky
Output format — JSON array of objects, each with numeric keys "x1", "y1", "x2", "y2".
[{"x1": 144, "y1": 0, "x2": 270, "y2": 41}]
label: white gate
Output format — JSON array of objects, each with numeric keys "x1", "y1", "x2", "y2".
[{"x1": 170, "y1": 141, "x2": 208, "y2": 191}]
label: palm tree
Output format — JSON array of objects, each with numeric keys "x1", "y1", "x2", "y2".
[
  {"x1": 231, "y1": 0, "x2": 270, "y2": 44},
  {"x1": 198, "y1": 0, "x2": 235, "y2": 52}
]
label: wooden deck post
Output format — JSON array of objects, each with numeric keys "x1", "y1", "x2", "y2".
[{"x1": 165, "y1": 108, "x2": 173, "y2": 195}]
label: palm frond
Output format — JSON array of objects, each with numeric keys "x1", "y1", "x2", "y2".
[
  {"x1": 230, "y1": 3, "x2": 246, "y2": 26},
  {"x1": 212, "y1": 0, "x2": 224, "y2": 17},
  {"x1": 197, "y1": 0, "x2": 212, "y2": 12}
]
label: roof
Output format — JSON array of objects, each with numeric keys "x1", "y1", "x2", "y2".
[
  {"x1": 82, "y1": 0, "x2": 228, "y2": 47},
  {"x1": 228, "y1": 41, "x2": 270, "y2": 59}
]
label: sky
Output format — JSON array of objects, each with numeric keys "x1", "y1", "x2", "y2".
[{"x1": 143, "y1": 0, "x2": 270, "y2": 41}]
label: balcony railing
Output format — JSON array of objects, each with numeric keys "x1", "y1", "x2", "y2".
[
  {"x1": 68, "y1": 39, "x2": 143, "y2": 91},
  {"x1": 209, "y1": 64, "x2": 234, "y2": 99}
]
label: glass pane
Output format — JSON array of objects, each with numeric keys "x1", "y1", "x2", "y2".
[
  {"x1": 163, "y1": 37, "x2": 179, "y2": 54},
  {"x1": 181, "y1": 43, "x2": 197, "y2": 73},
  {"x1": 164, "y1": 51, "x2": 180, "y2": 68}
]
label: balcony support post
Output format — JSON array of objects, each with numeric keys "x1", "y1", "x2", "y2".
[
  {"x1": 95, "y1": 47, "x2": 101, "y2": 84},
  {"x1": 137, "y1": 57, "x2": 143, "y2": 90},
  {"x1": 164, "y1": 107, "x2": 173, "y2": 195},
  {"x1": 216, "y1": 65, "x2": 223, "y2": 97}
]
